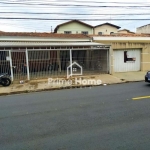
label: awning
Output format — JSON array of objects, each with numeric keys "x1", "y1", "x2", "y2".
[{"x1": 0, "y1": 41, "x2": 110, "y2": 50}]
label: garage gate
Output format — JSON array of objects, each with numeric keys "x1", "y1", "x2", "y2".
[{"x1": 114, "y1": 49, "x2": 141, "y2": 72}]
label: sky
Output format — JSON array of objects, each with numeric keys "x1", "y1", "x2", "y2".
[{"x1": 0, "y1": 0, "x2": 150, "y2": 33}]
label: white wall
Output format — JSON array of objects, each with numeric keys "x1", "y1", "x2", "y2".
[
  {"x1": 136, "y1": 25, "x2": 150, "y2": 34},
  {"x1": 94, "y1": 25, "x2": 118, "y2": 35},
  {"x1": 57, "y1": 22, "x2": 93, "y2": 34}
]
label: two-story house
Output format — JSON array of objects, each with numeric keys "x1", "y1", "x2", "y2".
[
  {"x1": 54, "y1": 20, "x2": 93, "y2": 35},
  {"x1": 136, "y1": 24, "x2": 150, "y2": 34},
  {"x1": 54, "y1": 20, "x2": 121, "y2": 35},
  {"x1": 94, "y1": 23, "x2": 121, "y2": 35}
]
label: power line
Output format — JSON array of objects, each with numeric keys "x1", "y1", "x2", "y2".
[
  {"x1": 1, "y1": 1, "x2": 150, "y2": 4},
  {"x1": 0, "y1": 2, "x2": 150, "y2": 7},
  {"x1": 0, "y1": 0, "x2": 149, "y2": 32},
  {"x1": 1, "y1": 0, "x2": 150, "y2": 4},
  {"x1": 1, "y1": 12, "x2": 150, "y2": 15},
  {"x1": 0, "y1": 18, "x2": 150, "y2": 20}
]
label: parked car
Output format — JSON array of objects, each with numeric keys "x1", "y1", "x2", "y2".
[{"x1": 145, "y1": 71, "x2": 150, "y2": 83}]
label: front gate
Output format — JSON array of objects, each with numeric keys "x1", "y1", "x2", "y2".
[
  {"x1": 0, "y1": 50, "x2": 11, "y2": 76},
  {"x1": 0, "y1": 50, "x2": 28, "y2": 81},
  {"x1": 10, "y1": 50, "x2": 28, "y2": 81}
]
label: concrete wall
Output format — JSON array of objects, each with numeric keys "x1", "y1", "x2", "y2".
[
  {"x1": 136, "y1": 25, "x2": 150, "y2": 34},
  {"x1": 93, "y1": 40, "x2": 150, "y2": 74},
  {"x1": 57, "y1": 22, "x2": 93, "y2": 34},
  {"x1": 94, "y1": 25, "x2": 118, "y2": 35}
]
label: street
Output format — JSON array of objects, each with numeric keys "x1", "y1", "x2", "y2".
[{"x1": 0, "y1": 82, "x2": 150, "y2": 150}]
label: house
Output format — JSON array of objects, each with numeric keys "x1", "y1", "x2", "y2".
[
  {"x1": 0, "y1": 32, "x2": 110, "y2": 81},
  {"x1": 54, "y1": 20, "x2": 121, "y2": 35},
  {"x1": 54, "y1": 20, "x2": 94, "y2": 35},
  {"x1": 94, "y1": 22, "x2": 121, "y2": 35},
  {"x1": 92, "y1": 34, "x2": 150, "y2": 74},
  {"x1": 118, "y1": 29, "x2": 135, "y2": 34},
  {"x1": 136, "y1": 24, "x2": 150, "y2": 34}
]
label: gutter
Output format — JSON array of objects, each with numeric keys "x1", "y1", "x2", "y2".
[
  {"x1": 93, "y1": 36, "x2": 150, "y2": 41},
  {"x1": 0, "y1": 36, "x2": 91, "y2": 42}
]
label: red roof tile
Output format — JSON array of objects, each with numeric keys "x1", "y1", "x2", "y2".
[
  {"x1": 94, "y1": 22, "x2": 121, "y2": 29},
  {"x1": 89, "y1": 33, "x2": 150, "y2": 37},
  {"x1": 0, "y1": 32, "x2": 91, "y2": 39}
]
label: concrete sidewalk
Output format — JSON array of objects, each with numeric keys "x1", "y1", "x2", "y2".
[
  {"x1": 0, "y1": 71, "x2": 146, "y2": 95},
  {"x1": 113, "y1": 71, "x2": 146, "y2": 82}
]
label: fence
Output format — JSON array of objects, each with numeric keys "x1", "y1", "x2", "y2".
[{"x1": 0, "y1": 49, "x2": 109, "y2": 81}]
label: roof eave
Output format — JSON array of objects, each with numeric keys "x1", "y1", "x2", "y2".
[
  {"x1": 0, "y1": 36, "x2": 91, "y2": 42},
  {"x1": 93, "y1": 36, "x2": 150, "y2": 41}
]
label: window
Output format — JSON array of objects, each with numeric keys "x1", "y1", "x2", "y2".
[
  {"x1": 110, "y1": 32, "x2": 114, "y2": 35},
  {"x1": 64, "y1": 31, "x2": 72, "y2": 34},
  {"x1": 98, "y1": 32, "x2": 103, "y2": 35},
  {"x1": 81, "y1": 31, "x2": 88, "y2": 35}
]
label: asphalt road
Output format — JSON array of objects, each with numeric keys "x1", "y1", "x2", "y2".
[{"x1": 0, "y1": 82, "x2": 150, "y2": 150}]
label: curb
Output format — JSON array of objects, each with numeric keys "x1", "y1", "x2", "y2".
[{"x1": 0, "y1": 80, "x2": 144, "y2": 96}]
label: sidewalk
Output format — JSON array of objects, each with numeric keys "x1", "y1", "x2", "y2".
[{"x1": 0, "y1": 71, "x2": 146, "y2": 95}]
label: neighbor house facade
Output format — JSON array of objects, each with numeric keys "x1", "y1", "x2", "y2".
[
  {"x1": 136, "y1": 24, "x2": 150, "y2": 34},
  {"x1": 54, "y1": 20, "x2": 94, "y2": 35},
  {"x1": 92, "y1": 34, "x2": 150, "y2": 74},
  {"x1": 118, "y1": 29, "x2": 135, "y2": 34},
  {"x1": 54, "y1": 20, "x2": 122, "y2": 35},
  {"x1": 94, "y1": 23, "x2": 121, "y2": 35}
]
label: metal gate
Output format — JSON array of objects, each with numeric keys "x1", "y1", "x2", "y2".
[
  {"x1": 10, "y1": 50, "x2": 28, "y2": 81},
  {"x1": 28, "y1": 49, "x2": 109, "y2": 79},
  {"x1": 0, "y1": 49, "x2": 109, "y2": 81},
  {"x1": 0, "y1": 50, "x2": 27, "y2": 81},
  {"x1": 114, "y1": 49, "x2": 141, "y2": 72},
  {"x1": 0, "y1": 50, "x2": 11, "y2": 76}
]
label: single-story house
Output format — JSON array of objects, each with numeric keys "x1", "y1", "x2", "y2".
[{"x1": 0, "y1": 32, "x2": 110, "y2": 81}]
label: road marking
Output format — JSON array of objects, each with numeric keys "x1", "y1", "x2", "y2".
[{"x1": 132, "y1": 96, "x2": 150, "y2": 100}]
